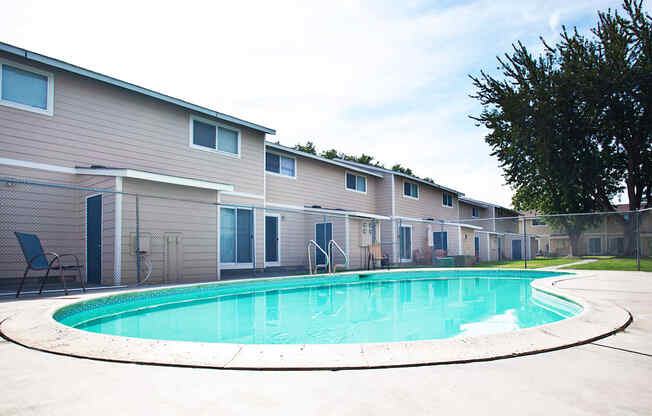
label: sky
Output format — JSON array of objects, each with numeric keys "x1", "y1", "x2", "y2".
[{"x1": 1, "y1": 0, "x2": 642, "y2": 207}]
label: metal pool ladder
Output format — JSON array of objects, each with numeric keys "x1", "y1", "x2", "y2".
[
  {"x1": 328, "y1": 240, "x2": 349, "y2": 274},
  {"x1": 307, "y1": 240, "x2": 329, "y2": 274}
]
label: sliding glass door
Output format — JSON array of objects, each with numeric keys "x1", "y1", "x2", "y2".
[{"x1": 220, "y1": 208, "x2": 253, "y2": 266}]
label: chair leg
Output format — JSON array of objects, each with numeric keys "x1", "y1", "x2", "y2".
[
  {"x1": 16, "y1": 267, "x2": 30, "y2": 298},
  {"x1": 78, "y1": 268, "x2": 86, "y2": 293},
  {"x1": 60, "y1": 266, "x2": 68, "y2": 296},
  {"x1": 39, "y1": 268, "x2": 52, "y2": 295}
]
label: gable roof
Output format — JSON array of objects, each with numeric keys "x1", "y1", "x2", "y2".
[
  {"x1": 265, "y1": 142, "x2": 384, "y2": 178},
  {"x1": 334, "y1": 159, "x2": 463, "y2": 195},
  {"x1": 0, "y1": 41, "x2": 275, "y2": 135}
]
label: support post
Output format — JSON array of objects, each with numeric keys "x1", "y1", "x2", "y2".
[
  {"x1": 636, "y1": 210, "x2": 641, "y2": 272},
  {"x1": 136, "y1": 195, "x2": 141, "y2": 284},
  {"x1": 523, "y1": 217, "x2": 527, "y2": 269}
]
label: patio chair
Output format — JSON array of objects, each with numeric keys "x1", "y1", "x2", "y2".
[{"x1": 14, "y1": 232, "x2": 86, "y2": 298}]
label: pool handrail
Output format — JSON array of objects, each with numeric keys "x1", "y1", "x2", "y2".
[
  {"x1": 307, "y1": 240, "x2": 329, "y2": 274},
  {"x1": 328, "y1": 240, "x2": 349, "y2": 274}
]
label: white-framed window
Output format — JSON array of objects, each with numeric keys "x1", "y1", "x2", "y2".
[
  {"x1": 266, "y1": 151, "x2": 296, "y2": 178},
  {"x1": 403, "y1": 181, "x2": 418, "y2": 199},
  {"x1": 0, "y1": 59, "x2": 54, "y2": 116},
  {"x1": 442, "y1": 192, "x2": 453, "y2": 207},
  {"x1": 189, "y1": 115, "x2": 241, "y2": 157},
  {"x1": 472, "y1": 207, "x2": 479, "y2": 217},
  {"x1": 345, "y1": 172, "x2": 366, "y2": 193}
]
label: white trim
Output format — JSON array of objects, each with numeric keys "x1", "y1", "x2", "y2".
[
  {"x1": 85, "y1": 193, "x2": 103, "y2": 284},
  {"x1": 0, "y1": 157, "x2": 76, "y2": 174},
  {"x1": 458, "y1": 225, "x2": 463, "y2": 255},
  {"x1": 113, "y1": 177, "x2": 122, "y2": 285},
  {"x1": 399, "y1": 223, "x2": 413, "y2": 262},
  {"x1": 345, "y1": 215, "x2": 350, "y2": 264},
  {"x1": 189, "y1": 115, "x2": 242, "y2": 159},
  {"x1": 486, "y1": 233, "x2": 491, "y2": 261},
  {"x1": 402, "y1": 180, "x2": 419, "y2": 200},
  {"x1": 264, "y1": 214, "x2": 281, "y2": 267},
  {"x1": 344, "y1": 171, "x2": 367, "y2": 194},
  {"x1": 263, "y1": 202, "x2": 389, "y2": 220},
  {"x1": 75, "y1": 168, "x2": 234, "y2": 192},
  {"x1": 0, "y1": 58, "x2": 54, "y2": 116},
  {"x1": 216, "y1": 192, "x2": 221, "y2": 281},
  {"x1": 220, "y1": 191, "x2": 265, "y2": 200},
  {"x1": 265, "y1": 142, "x2": 383, "y2": 178},
  {"x1": 390, "y1": 174, "x2": 395, "y2": 217},
  {"x1": 265, "y1": 150, "x2": 297, "y2": 179}
]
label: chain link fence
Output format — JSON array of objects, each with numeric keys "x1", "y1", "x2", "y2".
[{"x1": 1, "y1": 177, "x2": 648, "y2": 294}]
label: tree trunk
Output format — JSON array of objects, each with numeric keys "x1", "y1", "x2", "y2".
[
  {"x1": 623, "y1": 216, "x2": 636, "y2": 257},
  {"x1": 568, "y1": 232, "x2": 581, "y2": 258}
]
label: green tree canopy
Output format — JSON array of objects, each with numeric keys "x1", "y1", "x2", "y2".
[{"x1": 470, "y1": 0, "x2": 650, "y2": 256}]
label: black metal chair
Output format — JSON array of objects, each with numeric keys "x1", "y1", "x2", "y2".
[{"x1": 14, "y1": 232, "x2": 86, "y2": 298}]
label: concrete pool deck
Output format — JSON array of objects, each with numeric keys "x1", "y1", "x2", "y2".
[{"x1": 1, "y1": 269, "x2": 651, "y2": 414}]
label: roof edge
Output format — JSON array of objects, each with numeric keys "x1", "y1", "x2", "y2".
[{"x1": 0, "y1": 41, "x2": 275, "y2": 135}]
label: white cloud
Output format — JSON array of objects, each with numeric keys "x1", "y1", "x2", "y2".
[{"x1": 0, "y1": 0, "x2": 635, "y2": 207}]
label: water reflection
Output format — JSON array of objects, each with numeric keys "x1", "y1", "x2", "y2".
[{"x1": 78, "y1": 278, "x2": 570, "y2": 344}]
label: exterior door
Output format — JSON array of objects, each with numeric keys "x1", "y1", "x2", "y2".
[
  {"x1": 512, "y1": 239, "x2": 522, "y2": 260},
  {"x1": 474, "y1": 236, "x2": 480, "y2": 257},
  {"x1": 86, "y1": 194, "x2": 102, "y2": 284},
  {"x1": 315, "y1": 223, "x2": 332, "y2": 265},
  {"x1": 265, "y1": 216, "x2": 279, "y2": 265}
]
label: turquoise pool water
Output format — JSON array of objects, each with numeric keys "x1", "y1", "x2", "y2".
[{"x1": 55, "y1": 270, "x2": 581, "y2": 344}]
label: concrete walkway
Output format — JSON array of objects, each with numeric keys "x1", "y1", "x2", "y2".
[
  {"x1": 541, "y1": 258, "x2": 598, "y2": 270},
  {"x1": 1, "y1": 270, "x2": 651, "y2": 415}
]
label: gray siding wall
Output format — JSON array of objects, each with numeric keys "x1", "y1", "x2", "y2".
[
  {"x1": 121, "y1": 178, "x2": 219, "y2": 284},
  {"x1": 394, "y1": 177, "x2": 459, "y2": 221},
  {"x1": 265, "y1": 148, "x2": 378, "y2": 213},
  {"x1": 0, "y1": 51, "x2": 266, "y2": 196}
]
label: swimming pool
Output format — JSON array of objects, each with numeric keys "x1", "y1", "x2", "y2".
[{"x1": 55, "y1": 270, "x2": 581, "y2": 345}]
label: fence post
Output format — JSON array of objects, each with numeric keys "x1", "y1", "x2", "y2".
[
  {"x1": 636, "y1": 209, "x2": 641, "y2": 272},
  {"x1": 523, "y1": 216, "x2": 527, "y2": 269},
  {"x1": 136, "y1": 195, "x2": 141, "y2": 284}
]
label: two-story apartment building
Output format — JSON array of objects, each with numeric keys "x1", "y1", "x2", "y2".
[
  {"x1": 521, "y1": 207, "x2": 652, "y2": 257},
  {"x1": 0, "y1": 41, "x2": 534, "y2": 289}
]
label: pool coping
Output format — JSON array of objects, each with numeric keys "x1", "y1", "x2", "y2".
[{"x1": 0, "y1": 268, "x2": 632, "y2": 370}]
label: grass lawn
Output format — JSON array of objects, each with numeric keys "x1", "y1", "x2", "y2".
[
  {"x1": 562, "y1": 257, "x2": 652, "y2": 272},
  {"x1": 474, "y1": 257, "x2": 582, "y2": 269}
]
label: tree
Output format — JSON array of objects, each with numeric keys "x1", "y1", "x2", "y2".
[
  {"x1": 470, "y1": 0, "x2": 650, "y2": 256},
  {"x1": 391, "y1": 164, "x2": 413, "y2": 176},
  {"x1": 293, "y1": 141, "x2": 317, "y2": 155}
]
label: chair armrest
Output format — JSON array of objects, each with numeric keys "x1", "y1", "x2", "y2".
[
  {"x1": 28, "y1": 252, "x2": 60, "y2": 268},
  {"x1": 55, "y1": 253, "x2": 82, "y2": 267}
]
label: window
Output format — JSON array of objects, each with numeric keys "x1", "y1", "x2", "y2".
[
  {"x1": 190, "y1": 117, "x2": 240, "y2": 156},
  {"x1": 399, "y1": 225, "x2": 412, "y2": 261},
  {"x1": 266, "y1": 152, "x2": 295, "y2": 177},
  {"x1": 0, "y1": 60, "x2": 54, "y2": 115},
  {"x1": 346, "y1": 172, "x2": 366, "y2": 192},
  {"x1": 433, "y1": 231, "x2": 448, "y2": 251},
  {"x1": 404, "y1": 181, "x2": 418, "y2": 199},
  {"x1": 220, "y1": 208, "x2": 253, "y2": 265},
  {"x1": 472, "y1": 207, "x2": 479, "y2": 218},
  {"x1": 608, "y1": 237, "x2": 624, "y2": 254},
  {"x1": 588, "y1": 238, "x2": 602, "y2": 255},
  {"x1": 532, "y1": 219, "x2": 546, "y2": 226},
  {"x1": 442, "y1": 192, "x2": 453, "y2": 207}
]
